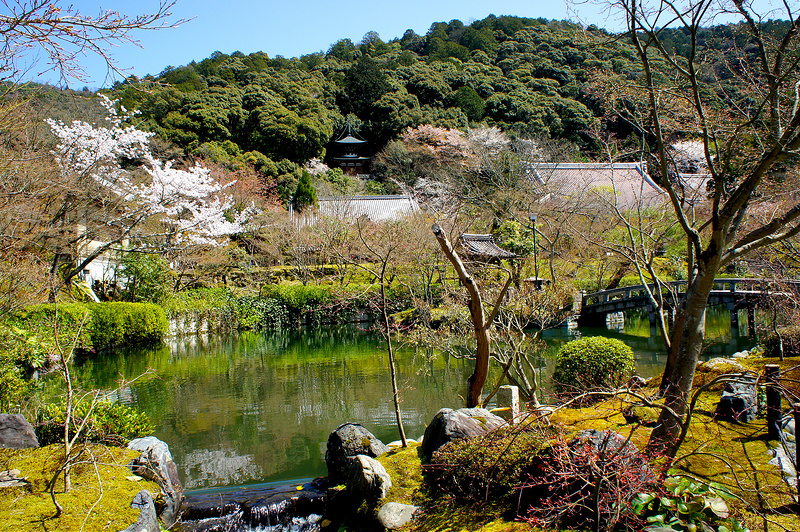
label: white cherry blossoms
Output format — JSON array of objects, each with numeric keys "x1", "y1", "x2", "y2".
[{"x1": 46, "y1": 95, "x2": 252, "y2": 247}]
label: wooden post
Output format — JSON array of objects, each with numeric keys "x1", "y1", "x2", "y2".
[
  {"x1": 747, "y1": 307, "x2": 756, "y2": 337},
  {"x1": 794, "y1": 403, "x2": 800, "y2": 508},
  {"x1": 729, "y1": 303, "x2": 739, "y2": 335},
  {"x1": 765, "y1": 364, "x2": 781, "y2": 440},
  {"x1": 497, "y1": 385, "x2": 520, "y2": 424}
]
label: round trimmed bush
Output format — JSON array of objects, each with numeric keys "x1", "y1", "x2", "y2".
[{"x1": 552, "y1": 337, "x2": 635, "y2": 399}]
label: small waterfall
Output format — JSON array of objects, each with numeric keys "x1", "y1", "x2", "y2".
[{"x1": 178, "y1": 480, "x2": 327, "y2": 532}]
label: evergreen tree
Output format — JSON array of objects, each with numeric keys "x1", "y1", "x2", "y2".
[{"x1": 293, "y1": 171, "x2": 317, "y2": 213}]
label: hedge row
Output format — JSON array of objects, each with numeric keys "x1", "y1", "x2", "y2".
[
  {"x1": 9, "y1": 302, "x2": 168, "y2": 351},
  {"x1": 165, "y1": 283, "x2": 417, "y2": 333}
]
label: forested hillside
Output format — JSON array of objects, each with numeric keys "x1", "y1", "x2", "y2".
[
  {"x1": 103, "y1": 15, "x2": 791, "y2": 202},
  {"x1": 105, "y1": 16, "x2": 636, "y2": 200}
]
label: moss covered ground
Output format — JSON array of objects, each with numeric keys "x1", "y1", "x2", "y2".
[
  {"x1": 0, "y1": 444, "x2": 161, "y2": 532},
  {"x1": 373, "y1": 355, "x2": 800, "y2": 531}
]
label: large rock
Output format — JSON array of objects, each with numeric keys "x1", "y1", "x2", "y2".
[
  {"x1": 119, "y1": 490, "x2": 158, "y2": 532},
  {"x1": 325, "y1": 423, "x2": 388, "y2": 483},
  {"x1": 569, "y1": 429, "x2": 654, "y2": 483},
  {"x1": 0, "y1": 414, "x2": 39, "y2": 449},
  {"x1": 714, "y1": 374, "x2": 758, "y2": 423},
  {"x1": 128, "y1": 436, "x2": 183, "y2": 528},
  {"x1": 345, "y1": 455, "x2": 392, "y2": 509},
  {"x1": 421, "y1": 408, "x2": 505, "y2": 461},
  {"x1": 377, "y1": 502, "x2": 418, "y2": 529}
]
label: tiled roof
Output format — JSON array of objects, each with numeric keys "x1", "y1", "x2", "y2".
[
  {"x1": 316, "y1": 195, "x2": 420, "y2": 222},
  {"x1": 459, "y1": 233, "x2": 517, "y2": 260},
  {"x1": 529, "y1": 162, "x2": 664, "y2": 208}
]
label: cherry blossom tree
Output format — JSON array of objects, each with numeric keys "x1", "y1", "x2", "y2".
[{"x1": 44, "y1": 95, "x2": 251, "y2": 293}]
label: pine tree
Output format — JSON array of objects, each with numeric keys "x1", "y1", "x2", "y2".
[{"x1": 293, "y1": 171, "x2": 317, "y2": 213}]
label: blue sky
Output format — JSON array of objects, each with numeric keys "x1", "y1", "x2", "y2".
[{"x1": 29, "y1": 0, "x2": 626, "y2": 89}]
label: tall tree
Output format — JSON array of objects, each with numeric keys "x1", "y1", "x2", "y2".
[{"x1": 600, "y1": 0, "x2": 800, "y2": 457}]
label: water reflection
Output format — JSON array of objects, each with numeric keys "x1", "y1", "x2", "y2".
[{"x1": 72, "y1": 306, "x2": 754, "y2": 490}]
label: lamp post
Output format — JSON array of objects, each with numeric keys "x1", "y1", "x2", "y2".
[{"x1": 529, "y1": 214, "x2": 539, "y2": 288}]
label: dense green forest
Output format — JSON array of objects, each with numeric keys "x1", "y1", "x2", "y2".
[
  {"x1": 104, "y1": 16, "x2": 629, "y2": 200},
  {"x1": 101, "y1": 15, "x2": 788, "y2": 202}
]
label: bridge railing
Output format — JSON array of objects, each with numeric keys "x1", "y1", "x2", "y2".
[{"x1": 582, "y1": 277, "x2": 800, "y2": 309}]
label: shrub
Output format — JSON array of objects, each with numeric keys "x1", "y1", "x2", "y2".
[
  {"x1": 519, "y1": 430, "x2": 657, "y2": 531},
  {"x1": 235, "y1": 295, "x2": 291, "y2": 330},
  {"x1": 632, "y1": 476, "x2": 748, "y2": 532},
  {"x1": 36, "y1": 399, "x2": 153, "y2": 446},
  {"x1": 117, "y1": 252, "x2": 173, "y2": 304},
  {"x1": 8, "y1": 304, "x2": 93, "y2": 350},
  {"x1": 552, "y1": 336, "x2": 635, "y2": 400},
  {"x1": 426, "y1": 426, "x2": 557, "y2": 502},
  {"x1": 86, "y1": 302, "x2": 168, "y2": 348},
  {"x1": 764, "y1": 325, "x2": 800, "y2": 358}
]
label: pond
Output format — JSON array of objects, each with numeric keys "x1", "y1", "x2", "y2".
[{"x1": 71, "y1": 306, "x2": 755, "y2": 491}]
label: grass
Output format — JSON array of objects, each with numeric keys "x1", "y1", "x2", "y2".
[{"x1": 0, "y1": 444, "x2": 161, "y2": 532}]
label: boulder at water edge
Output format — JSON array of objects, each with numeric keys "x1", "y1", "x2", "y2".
[
  {"x1": 378, "y1": 502, "x2": 419, "y2": 529},
  {"x1": 421, "y1": 408, "x2": 506, "y2": 461},
  {"x1": 325, "y1": 423, "x2": 389, "y2": 483},
  {"x1": 0, "y1": 414, "x2": 39, "y2": 449},
  {"x1": 346, "y1": 455, "x2": 392, "y2": 509},
  {"x1": 119, "y1": 490, "x2": 158, "y2": 532},
  {"x1": 128, "y1": 436, "x2": 184, "y2": 528}
]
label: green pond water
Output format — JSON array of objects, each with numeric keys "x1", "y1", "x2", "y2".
[{"x1": 72, "y1": 306, "x2": 754, "y2": 490}]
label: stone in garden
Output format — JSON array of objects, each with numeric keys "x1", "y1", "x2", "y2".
[
  {"x1": 119, "y1": 490, "x2": 158, "y2": 532},
  {"x1": 569, "y1": 430, "x2": 654, "y2": 484},
  {"x1": 420, "y1": 408, "x2": 506, "y2": 461},
  {"x1": 714, "y1": 374, "x2": 758, "y2": 423},
  {"x1": 345, "y1": 455, "x2": 392, "y2": 508},
  {"x1": 0, "y1": 414, "x2": 39, "y2": 449},
  {"x1": 699, "y1": 357, "x2": 748, "y2": 373},
  {"x1": 377, "y1": 502, "x2": 419, "y2": 529},
  {"x1": 325, "y1": 423, "x2": 388, "y2": 483},
  {"x1": 128, "y1": 436, "x2": 184, "y2": 528},
  {"x1": 0, "y1": 468, "x2": 31, "y2": 488}
]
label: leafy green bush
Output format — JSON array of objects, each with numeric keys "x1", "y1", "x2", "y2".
[
  {"x1": 763, "y1": 325, "x2": 800, "y2": 358},
  {"x1": 86, "y1": 302, "x2": 168, "y2": 348},
  {"x1": 118, "y1": 252, "x2": 173, "y2": 304},
  {"x1": 164, "y1": 287, "x2": 240, "y2": 331},
  {"x1": 235, "y1": 295, "x2": 291, "y2": 330},
  {"x1": 36, "y1": 399, "x2": 153, "y2": 446},
  {"x1": 8, "y1": 304, "x2": 93, "y2": 350},
  {"x1": 552, "y1": 336, "x2": 635, "y2": 399},
  {"x1": 427, "y1": 426, "x2": 557, "y2": 502},
  {"x1": 632, "y1": 476, "x2": 749, "y2": 532}
]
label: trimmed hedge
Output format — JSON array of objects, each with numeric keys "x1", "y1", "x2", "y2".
[
  {"x1": 552, "y1": 336, "x2": 635, "y2": 400},
  {"x1": 8, "y1": 302, "x2": 168, "y2": 351},
  {"x1": 85, "y1": 302, "x2": 167, "y2": 348}
]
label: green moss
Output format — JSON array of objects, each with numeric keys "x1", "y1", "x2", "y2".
[
  {"x1": 377, "y1": 443, "x2": 424, "y2": 505},
  {"x1": 0, "y1": 444, "x2": 161, "y2": 531}
]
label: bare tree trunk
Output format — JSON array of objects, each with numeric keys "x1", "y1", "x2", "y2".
[
  {"x1": 381, "y1": 281, "x2": 407, "y2": 447},
  {"x1": 648, "y1": 268, "x2": 716, "y2": 456},
  {"x1": 431, "y1": 224, "x2": 515, "y2": 408}
]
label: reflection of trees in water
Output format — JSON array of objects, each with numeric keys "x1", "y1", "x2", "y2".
[
  {"x1": 73, "y1": 320, "x2": 751, "y2": 489},
  {"x1": 182, "y1": 448, "x2": 261, "y2": 489},
  {"x1": 74, "y1": 326, "x2": 475, "y2": 489}
]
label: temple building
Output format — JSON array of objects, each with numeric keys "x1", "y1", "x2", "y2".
[{"x1": 330, "y1": 122, "x2": 372, "y2": 176}]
